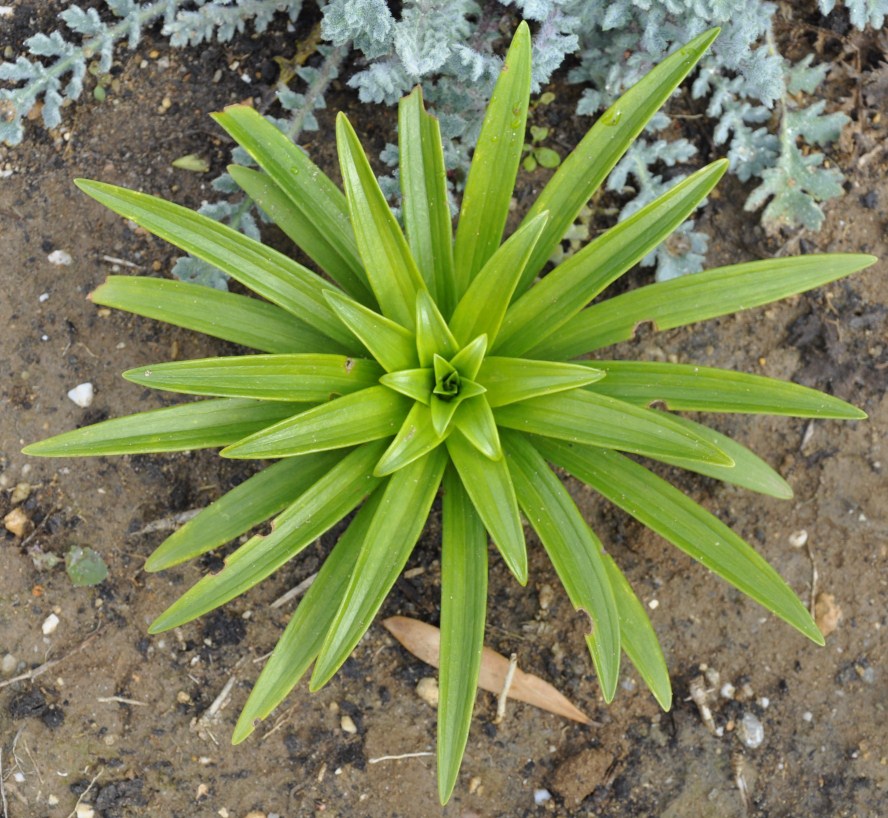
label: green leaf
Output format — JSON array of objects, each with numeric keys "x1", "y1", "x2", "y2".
[
  {"x1": 221, "y1": 386, "x2": 409, "y2": 459},
  {"x1": 65, "y1": 546, "x2": 109, "y2": 586},
  {"x1": 494, "y1": 390, "x2": 733, "y2": 466},
  {"x1": 212, "y1": 105, "x2": 371, "y2": 302},
  {"x1": 228, "y1": 166, "x2": 376, "y2": 305},
  {"x1": 453, "y1": 396, "x2": 501, "y2": 459},
  {"x1": 23, "y1": 398, "x2": 302, "y2": 457},
  {"x1": 516, "y1": 28, "x2": 720, "y2": 292},
  {"x1": 450, "y1": 335, "x2": 487, "y2": 381},
  {"x1": 537, "y1": 438, "x2": 824, "y2": 645},
  {"x1": 446, "y1": 431, "x2": 526, "y2": 584},
  {"x1": 374, "y1": 402, "x2": 446, "y2": 476},
  {"x1": 336, "y1": 113, "x2": 427, "y2": 328},
  {"x1": 438, "y1": 467, "x2": 487, "y2": 804},
  {"x1": 379, "y1": 368, "x2": 434, "y2": 405},
  {"x1": 431, "y1": 394, "x2": 460, "y2": 437},
  {"x1": 504, "y1": 432, "x2": 620, "y2": 701},
  {"x1": 478, "y1": 358, "x2": 604, "y2": 407},
  {"x1": 124, "y1": 354, "x2": 384, "y2": 402},
  {"x1": 311, "y1": 447, "x2": 448, "y2": 688},
  {"x1": 75, "y1": 180, "x2": 355, "y2": 348},
  {"x1": 398, "y1": 87, "x2": 454, "y2": 313},
  {"x1": 449, "y1": 212, "x2": 548, "y2": 346},
  {"x1": 324, "y1": 290, "x2": 418, "y2": 373},
  {"x1": 646, "y1": 414, "x2": 793, "y2": 499},
  {"x1": 531, "y1": 254, "x2": 877, "y2": 360},
  {"x1": 534, "y1": 147, "x2": 561, "y2": 169},
  {"x1": 145, "y1": 453, "x2": 342, "y2": 571},
  {"x1": 149, "y1": 442, "x2": 385, "y2": 633},
  {"x1": 602, "y1": 555, "x2": 672, "y2": 710},
  {"x1": 585, "y1": 360, "x2": 866, "y2": 418},
  {"x1": 233, "y1": 488, "x2": 385, "y2": 744},
  {"x1": 91, "y1": 276, "x2": 328, "y2": 354},
  {"x1": 496, "y1": 160, "x2": 728, "y2": 356},
  {"x1": 416, "y1": 290, "x2": 458, "y2": 366},
  {"x1": 452, "y1": 21, "x2": 532, "y2": 296}
]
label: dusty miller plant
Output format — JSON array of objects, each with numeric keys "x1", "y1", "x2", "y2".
[{"x1": 25, "y1": 25, "x2": 873, "y2": 800}]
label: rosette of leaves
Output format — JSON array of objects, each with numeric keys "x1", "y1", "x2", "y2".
[{"x1": 24, "y1": 24, "x2": 873, "y2": 802}]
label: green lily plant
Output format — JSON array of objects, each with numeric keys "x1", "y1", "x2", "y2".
[{"x1": 25, "y1": 23, "x2": 873, "y2": 803}]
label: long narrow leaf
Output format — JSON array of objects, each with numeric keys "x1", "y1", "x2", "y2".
[
  {"x1": 325, "y1": 290, "x2": 418, "y2": 373},
  {"x1": 494, "y1": 390, "x2": 732, "y2": 466},
  {"x1": 438, "y1": 468, "x2": 487, "y2": 804},
  {"x1": 212, "y1": 105, "x2": 371, "y2": 302},
  {"x1": 536, "y1": 438, "x2": 823, "y2": 644},
  {"x1": 586, "y1": 360, "x2": 866, "y2": 418},
  {"x1": 311, "y1": 447, "x2": 448, "y2": 688},
  {"x1": 449, "y1": 212, "x2": 548, "y2": 347},
  {"x1": 232, "y1": 488, "x2": 385, "y2": 744},
  {"x1": 374, "y1": 402, "x2": 446, "y2": 476},
  {"x1": 124, "y1": 354, "x2": 383, "y2": 402},
  {"x1": 23, "y1": 398, "x2": 302, "y2": 457},
  {"x1": 452, "y1": 21, "x2": 531, "y2": 296},
  {"x1": 149, "y1": 442, "x2": 385, "y2": 632},
  {"x1": 649, "y1": 414, "x2": 793, "y2": 499},
  {"x1": 221, "y1": 386, "x2": 409, "y2": 459},
  {"x1": 91, "y1": 276, "x2": 328, "y2": 354},
  {"x1": 399, "y1": 87, "x2": 453, "y2": 312},
  {"x1": 516, "y1": 28, "x2": 719, "y2": 291},
  {"x1": 336, "y1": 113, "x2": 427, "y2": 327},
  {"x1": 478, "y1": 357, "x2": 604, "y2": 407},
  {"x1": 505, "y1": 432, "x2": 620, "y2": 701},
  {"x1": 75, "y1": 180, "x2": 356, "y2": 348},
  {"x1": 416, "y1": 290, "x2": 458, "y2": 366},
  {"x1": 603, "y1": 556, "x2": 672, "y2": 710},
  {"x1": 228, "y1": 165, "x2": 375, "y2": 305},
  {"x1": 495, "y1": 161, "x2": 728, "y2": 356},
  {"x1": 446, "y1": 431, "x2": 526, "y2": 584},
  {"x1": 530, "y1": 254, "x2": 877, "y2": 360},
  {"x1": 145, "y1": 453, "x2": 342, "y2": 571}
]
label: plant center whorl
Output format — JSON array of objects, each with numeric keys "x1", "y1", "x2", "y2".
[{"x1": 434, "y1": 368, "x2": 461, "y2": 401}]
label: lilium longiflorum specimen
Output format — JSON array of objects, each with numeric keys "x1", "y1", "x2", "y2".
[{"x1": 25, "y1": 23, "x2": 873, "y2": 802}]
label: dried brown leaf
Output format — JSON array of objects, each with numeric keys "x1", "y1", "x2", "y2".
[{"x1": 382, "y1": 616, "x2": 592, "y2": 724}]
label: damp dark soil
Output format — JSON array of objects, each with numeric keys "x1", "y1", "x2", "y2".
[{"x1": 1, "y1": 6, "x2": 886, "y2": 818}]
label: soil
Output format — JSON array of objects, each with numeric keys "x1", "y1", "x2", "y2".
[{"x1": 1, "y1": 5, "x2": 886, "y2": 818}]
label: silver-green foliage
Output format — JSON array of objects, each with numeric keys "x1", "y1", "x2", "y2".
[{"x1": 24, "y1": 26, "x2": 873, "y2": 801}]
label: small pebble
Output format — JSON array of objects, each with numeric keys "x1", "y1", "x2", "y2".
[
  {"x1": 738, "y1": 712, "x2": 764, "y2": 748},
  {"x1": 788, "y1": 529, "x2": 808, "y2": 548},
  {"x1": 244, "y1": 811, "x2": 266, "y2": 818},
  {"x1": 538, "y1": 583, "x2": 554, "y2": 610},
  {"x1": 10, "y1": 482, "x2": 31, "y2": 504},
  {"x1": 47, "y1": 249, "x2": 73, "y2": 266},
  {"x1": 75, "y1": 803, "x2": 95, "y2": 818},
  {"x1": 720, "y1": 682, "x2": 736, "y2": 699},
  {"x1": 47, "y1": 795, "x2": 59, "y2": 806},
  {"x1": 416, "y1": 677, "x2": 439, "y2": 708},
  {"x1": 42, "y1": 613, "x2": 60, "y2": 635},
  {"x1": 814, "y1": 592, "x2": 842, "y2": 638},
  {"x1": 340, "y1": 714, "x2": 357, "y2": 734},
  {"x1": 648, "y1": 598, "x2": 659, "y2": 610},
  {"x1": 3, "y1": 507, "x2": 30, "y2": 537},
  {"x1": 2, "y1": 653, "x2": 17, "y2": 675},
  {"x1": 67, "y1": 382, "x2": 95, "y2": 408},
  {"x1": 802, "y1": 711, "x2": 813, "y2": 722},
  {"x1": 534, "y1": 788, "x2": 552, "y2": 805},
  {"x1": 38, "y1": 292, "x2": 49, "y2": 302}
]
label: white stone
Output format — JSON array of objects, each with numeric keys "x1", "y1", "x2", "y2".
[
  {"x1": 75, "y1": 805, "x2": 95, "y2": 818},
  {"x1": 67, "y1": 382, "x2": 94, "y2": 408},
  {"x1": 42, "y1": 613, "x2": 60, "y2": 635},
  {"x1": 47, "y1": 250, "x2": 73, "y2": 266}
]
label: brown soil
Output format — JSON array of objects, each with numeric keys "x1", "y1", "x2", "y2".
[{"x1": 1, "y1": 8, "x2": 886, "y2": 818}]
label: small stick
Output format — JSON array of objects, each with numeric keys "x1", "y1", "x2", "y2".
[
  {"x1": 271, "y1": 572, "x2": 318, "y2": 608},
  {"x1": 806, "y1": 542, "x2": 819, "y2": 616},
  {"x1": 97, "y1": 696, "x2": 148, "y2": 707},
  {"x1": 65, "y1": 767, "x2": 103, "y2": 818},
  {"x1": 128, "y1": 509, "x2": 201, "y2": 536},
  {"x1": 494, "y1": 653, "x2": 519, "y2": 724},
  {"x1": 1, "y1": 748, "x2": 9, "y2": 818},
  {"x1": 0, "y1": 630, "x2": 101, "y2": 689},
  {"x1": 368, "y1": 751, "x2": 434, "y2": 764},
  {"x1": 732, "y1": 751, "x2": 750, "y2": 815},
  {"x1": 101, "y1": 255, "x2": 142, "y2": 269}
]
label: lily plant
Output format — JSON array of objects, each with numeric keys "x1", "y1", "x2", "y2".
[{"x1": 25, "y1": 23, "x2": 873, "y2": 803}]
